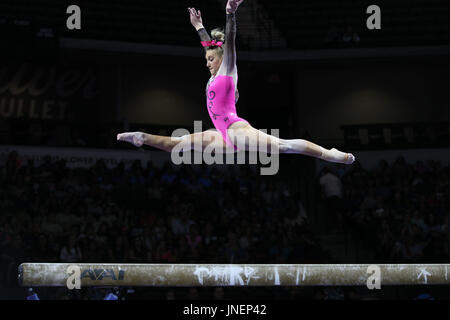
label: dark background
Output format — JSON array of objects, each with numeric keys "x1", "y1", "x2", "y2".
[{"x1": 0, "y1": 0, "x2": 449, "y2": 300}]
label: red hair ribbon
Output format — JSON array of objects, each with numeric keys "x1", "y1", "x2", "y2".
[{"x1": 201, "y1": 40, "x2": 223, "y2": 47}]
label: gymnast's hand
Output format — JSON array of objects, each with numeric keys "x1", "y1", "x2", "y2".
[
  {"x1": 226, "y1": 0, "x2": 244, "y2": 14},
  {"x1": 117, "y1": 132, "x2": 146, "y2": 147},
  {"x1": 188, "y1": 7, "x2": 203, "y2": 30}
]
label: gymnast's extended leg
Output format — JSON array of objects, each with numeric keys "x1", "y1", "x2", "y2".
[
  {"x1": 117, "y1": 131, "x2": 235, "y2": 153},
  {"x1": 227, "y1": 121, "x2": 355, "y2": 164}
]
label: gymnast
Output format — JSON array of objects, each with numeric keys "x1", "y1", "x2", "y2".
[{"x1": 117, "y1": 0, "x2": 355, "y2": 165}]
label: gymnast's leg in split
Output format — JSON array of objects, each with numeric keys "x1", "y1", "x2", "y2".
[
  {"x1": 117, "y1": 127, "x2": 355, "y2": 165},
  {"x1": 226, "y1": 121, "x2": 355, "y2": 164},
  {"x1": 117, "y1": 130, "x2": 236, "y2": 154}
]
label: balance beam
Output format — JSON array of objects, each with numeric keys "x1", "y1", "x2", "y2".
[{"x1": 18, "y1": 263, "x2": 450, "y2": 287}]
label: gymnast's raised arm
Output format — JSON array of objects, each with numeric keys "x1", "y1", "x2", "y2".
[
  {"x1": 188, "y1": 8, "x2": 211, "y2": 43},
  {"x1": 218, "y1": 0, "x2": 243, "y2": 78}
]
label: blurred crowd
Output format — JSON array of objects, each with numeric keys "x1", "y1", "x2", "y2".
[
  {"x1": 0, "y1": 150, "x2": 331, "y2": 299},
  {"x1": 1, "y1": 150, "x2": 448, "y2": 300},
  {"x1": 320, "y1": 156, "x2": 450, "y2": 263},
  {"x1": 324, "y1": 25, "x2": 361, "y2": 48}
]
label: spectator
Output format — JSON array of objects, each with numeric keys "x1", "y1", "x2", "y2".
[
  {"x1": 187, "y1": 288, "x2": 199, "y2": 300},
  {"x1": 155, "y1": 240, "x2": 175, "y2": 262},
  {"x1": 342, "y1": 26, "x2": 360, "y2": 46},
  {"x1": 319, "y1": 167, "x2": 344, "y2": 232},
  {"x1": 60, "y1": 234, "x2": 82, "y2": 262},
  {"x1": 324, "y1": 25, "x2": 340, "y2": 46},
  {"x1": 33, "y1": 234, "x2": 55, "y2": 261},
  {"x1": 213, "y1": 287, "x2": 225, "y2": 300},
  {"x1": 128, "y1": 237, "x2": 149, "y2": 262},
  {"x1": 166, "y1": 290, "x2": 175, "y2": 300},
  {"x1": 186, "y1": 225, "x2": 202, "y2": 251}
]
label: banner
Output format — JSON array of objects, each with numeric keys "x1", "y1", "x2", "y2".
[{"x1": 0, "y1": 62, "x2": 98, "y2": 121}]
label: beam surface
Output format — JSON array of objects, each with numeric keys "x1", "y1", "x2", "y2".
[{"x1": 18, "y1": 263, "x2": 450, "y2": 287}]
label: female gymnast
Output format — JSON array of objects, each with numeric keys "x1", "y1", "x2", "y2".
[{"x1": 117, "y1": 0, "x2": 355, "y2": 165}]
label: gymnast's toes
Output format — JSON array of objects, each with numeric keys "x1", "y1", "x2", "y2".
[
  {"x1": 347, "y1": 153, "x2": 355, "y2": 164},
  {"x1": 117, "y1": 132, "x2": 144, "y2": 147}
]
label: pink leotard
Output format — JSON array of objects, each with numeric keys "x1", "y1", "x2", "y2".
[{"x1": 206, "y1": 75, "x2": 248, "y2": 149}]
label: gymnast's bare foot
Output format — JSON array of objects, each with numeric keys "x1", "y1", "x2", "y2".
[
  {"x1": 117, "y1": 132, "x2": 145, "y2": 147},
  {"x1": 322, "y1": 148, "x2": 355, "y2": 164}
]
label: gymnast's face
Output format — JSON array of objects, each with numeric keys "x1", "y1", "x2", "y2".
[{"x1": 205, "y1": 49, "x2": 223, "y2": 76}]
